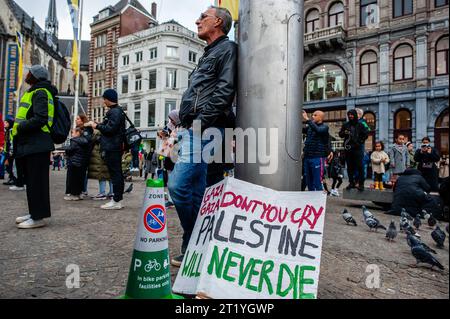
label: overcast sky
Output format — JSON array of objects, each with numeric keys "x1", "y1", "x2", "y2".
[{"x1": 15, "y1": 0, "x2": 215, "y2": 40}]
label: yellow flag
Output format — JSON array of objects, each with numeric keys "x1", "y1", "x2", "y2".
[
  {"x1": 67, "y1": 0, "x2": 80, "y2": 75},
  {"x1": 218, "y1": 0, "x2": 239, "y2": 21},
  {"x1": 16, "y1": 31, "x2": 23, "y2": 94}
]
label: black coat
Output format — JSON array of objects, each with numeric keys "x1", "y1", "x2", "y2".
[
  {"x1": 339, "y1": 109, "x2": 368, "y2": 152},
  {"x1": 179, "y1": 36, "x2": 237, "y2": 130},
  {"x1": 392, "y1": 169, "x2": 437, "y2": 217},
  {"x1": 96, "y1": 106, "x2": 126, "y2": 152},
  {"x1": 15, "y1": 81, "x2": 57, "y2": 158},
  {"x1": 65, "y1": 136, "x2": 90, "y2": 168},
  {"x1": 303, "y1": 121, "x2": 330, "y2": 158},
  {"x1": 414, "y1": 148, "x2": 440, "y2": 191}
]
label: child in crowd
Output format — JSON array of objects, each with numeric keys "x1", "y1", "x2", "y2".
[
  {"x1": 371, "y1": 141, "x2": 390, "y2": 191},
  {"x1": 329, "y1": 151, "x2": 345, "y2": 197},
  {"x1": 64, "y1": 128, "x2": 90, "y2": 201}
]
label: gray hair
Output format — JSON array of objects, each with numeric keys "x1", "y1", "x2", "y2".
[
  {"x1": 355, "y1": 108, "x2": 364, "y2": 118},
  {"x1": 209, "y1": 6, "x2": 233, "y2": 35}
]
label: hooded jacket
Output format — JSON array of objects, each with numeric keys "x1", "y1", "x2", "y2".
[
  {"x1": 15, "y1": 80, "x2": 57, "y2": 158},
  {"x1": 339, "y1": 109, "x2": 369, "y2": 152},
  {"x1": 179, "y1": 36, "x2": 237, "y2": 130},
  {"x1": 65, "y1": 136, "x2": 90, "y2": 168},
  {"x1": 389, "y1": 143, "x2": 409, "y2": 174},
  {"x1": 391, "y1": 168, "x2": 438, "y2": 217}
]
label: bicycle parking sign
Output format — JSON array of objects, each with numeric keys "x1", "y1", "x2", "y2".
[{"x1": 143, "y1": 205, "x2": 166, "y2": 234}]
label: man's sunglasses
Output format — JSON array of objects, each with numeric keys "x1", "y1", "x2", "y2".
[{"x1": 199, "y1": 13, "x2": 220, "y2": 21}]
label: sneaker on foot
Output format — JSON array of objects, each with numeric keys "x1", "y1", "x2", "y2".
[
  {"x1": 101, "y1": 200, "x2": 123, "y2": 210},
  {"x1": 331, "y1": 189, "x2": 339, "y2": 197},
  {"x1": 10, "y1": 186, "x2": 25, "y2": 191},
  {"x1": 64, "y1": 195, "x2": 82, "y2": 201},
  {"x1": 171, "y1": 254, "x2": 185, "y2": 268},
  {"x1": 15, "y1": 214, "x2": 31, "y2": 224},
  {"x1": 17, "y1": 219, "x2": 47, "y2": 229},
  {"x1": 92, "y1": 194, "x2": 108, "y2": 201}
]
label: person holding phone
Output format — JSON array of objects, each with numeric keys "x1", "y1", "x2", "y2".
[{"x1": 414, "y1": 137, "x2": 440, "y2": 192}]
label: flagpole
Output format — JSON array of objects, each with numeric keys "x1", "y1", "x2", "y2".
[
  {"x1": 15, "y1": 32, "x2": 23, "y2": 118},
  {"x1": 73, "y1": 0, "x2": 84, "y2": 129}
]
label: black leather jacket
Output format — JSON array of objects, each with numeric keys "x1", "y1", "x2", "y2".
[
  {"x1": 97, "y1": 105, "x2": 126, "y2": 153},
  {"x1": 179, "y1": 36, "x2": 237, "y2": 130}
]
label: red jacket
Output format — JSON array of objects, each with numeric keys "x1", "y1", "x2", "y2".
[{"x1": 0, "y1": 113, "x2": 4, "y2": 149}]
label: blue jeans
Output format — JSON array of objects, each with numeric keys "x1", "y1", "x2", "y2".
[
  {"x1": 304, "y1": 157, "x2": 325, "y2": 191},
  {"x1": 99, "y1": 180, "x2": 113, "y2": 196},
  {"x1": 168, "y1": 128, "x2": 222, "y2": 252}
]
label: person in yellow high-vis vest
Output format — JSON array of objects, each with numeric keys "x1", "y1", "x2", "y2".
[{"x1": 13, "y1": 65, "x2": 57, "y2": 229}]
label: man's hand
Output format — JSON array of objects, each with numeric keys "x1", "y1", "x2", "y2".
[
  {"x1": 327, "y1": 152, "x2": 334, "y2": 162},
  {"x1": 427, "y1": 147, "x2": 432, "y2": 154},
  {"x1": 302, "y1": 111, "x2": 309, "y2": 122},
  {"x1": 85, "y1": 121, "x2": 97, "y2": 129}
]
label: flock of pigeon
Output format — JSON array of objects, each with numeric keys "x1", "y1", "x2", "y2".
[{"x1": 342, "y1": 207, "x2": 448, "y2": 271}]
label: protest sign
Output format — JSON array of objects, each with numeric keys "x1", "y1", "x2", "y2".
[{"x1": 173, "y1": 178, "x2": 327, "y2": 299}]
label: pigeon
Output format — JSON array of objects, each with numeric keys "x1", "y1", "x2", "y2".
[
  {"x1": 342, "y1": 209, "x2": 357, "y2": 226},
  {"x1": 406, "y1": 232, "x2": 437, "y2": 254},
  {"x1": 400, "y1": 217, "x2": 410, "y2": 232},
  {"x1": 427, "y1": 214, "x2": 437, "y2": 228},
  {"x1": 431, "y1": 226, "x2": 446, "y2": 248},
  {"x1": 411, "y1": 244, "x2": 444, "y2": 270},
  {"x1": 125, "y1": 183, "x2": 134, "y2": 194},
  {"x1": 413, "y1": 215, "x2": 422, "y2": 230},
  {"x1": 365, "y1": 216, "x2": 387, "y2": 232},
  {"x1": 401, "y1": 208, "x2": 413, "y2": 221},
  {"x1": 362, "y1": 206, "x2": 374, "y2": 220},
  {"x1": 386, "y1": 221, "x2": 398, "y2": 242},
  {"x1": 420, "y1": 209, "x2": 428, "y2": 219}
]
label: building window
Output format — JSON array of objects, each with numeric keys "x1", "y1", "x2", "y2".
[
  {"x1": 165, "y1": 100, "x2": 177, "y2": 124},
  {"x1": 149, "y1": 70, "x2": 157, "y2": 90},
  {"x1": 436, "y1": 36, "x2": 449, "y2": 76},
  {"x1": 305, "y1": 9, "x2": 320, "y2": 33},
  {"x1": 329, "y1": 2, "x2": 344, "y2": 27},
  {"x1": 96, "y1": 34, "x2": 107, "y2": 48},
  {"x1": 360, "y1": 51, "x2": 378, "y2": 85},
  {"x1": 150, "y1": 47, "x2": 158, "y2": 60},
  {"x1": 393, "y1": 0, "x2": 413, "y2": 18},
  {"x1": 135, "y1": 73, "x2": 142, "y2": 91},
  {"x1": 189, "y1": 51, "x2": 197, "y2": 63},
  {"x1": 122, "y1": 75, "x2": 129, "y2": 94},
  {"x1": 166, "y1": 69, "x2": 177, "y2": 89},
  {"x1": 304, "y1": 64, "x2": 347, "y2": 102},
  {"x1": 134, "y1": 103, "x2": 141, "y2": 128},
  {"x1": 123, "y1": 55, "x2": 129, "y2": 66},
  {"x1": 394, "y1": 44, "x2": 413, "y2": 81},
  {"x1": 136, "y1": 51, "x2": 143, "y2": 63},
  {"x1": 394, "y1": 109, "x2": 412, "y2": 142},
  {"x1": 360, "y1": 0, "x2": 378, "y2": 27},
  {"x1": 167, "y1": 46, "x2": 178, "y2": 58},
  {"x1": 435, "y1": 0, "x2": 449, "y2": 7},
  {"x1": 95, "y1": 56, "x2": 105, "y2": 71},
  {"x1": 363, "y1": 112, "x2": 376, "y2": 151},
  {"x1": 148, "y1": 100, "x2": 156, "y2": 127},
  {"x1": 435, "y1": 109, "x2": 449, "y2": 156}
]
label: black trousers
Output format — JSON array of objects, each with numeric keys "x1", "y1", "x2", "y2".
[
  {"x1": 332, "y1": 177, "x2": 343, "y2": 189},
  {"x1": 22, "y1": 152, "x2": 51, "y2": 220},
  {"x1": 67, "y1": 165, "x2": 85, "y2": 196},
  {"x1": 346, "y1": 150, "x2": 365, "y2": 186},
  {"x1": 5, "y1": 155, "x2": 16, "y2": 181},
  {"x1": 15, "y1": 157, "x2": 25, "y2": 187},
  {"x1": 104, "y1": 151, "x2": 124, "y2": 202}
]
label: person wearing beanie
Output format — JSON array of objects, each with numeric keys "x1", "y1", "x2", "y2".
[
  {"x1": 2, "y1": 118, "x2": 17, "y2": 186},
  {"x1": 13, "y1": 65, "x2": 57, "y2": 229},
  {"x1": 86, "y1": 88, "x2": 126, "y2": 210}
]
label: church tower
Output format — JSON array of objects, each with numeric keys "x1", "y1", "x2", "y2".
[{"x1": 45, "y1": 0, "x2": 59, "y2": 42}]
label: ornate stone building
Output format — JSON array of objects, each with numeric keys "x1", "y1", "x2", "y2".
[{"x1": 303, "y1": 0, "x2": 449, "y2": 155}]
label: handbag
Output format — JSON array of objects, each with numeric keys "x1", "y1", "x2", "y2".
[{"x1": 121, "y1": 110, "x2": 143, "y2": 150}]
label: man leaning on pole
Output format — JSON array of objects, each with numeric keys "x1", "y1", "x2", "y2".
[{"x1": 168, "y1": 6, "x2": 238, "y2": 267}]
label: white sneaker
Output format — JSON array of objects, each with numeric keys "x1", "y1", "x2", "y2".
[
  {"x1": 64, "y1": 195, "x2": 82, "y2": 201},
  {"x1": 101, "y1": 200, "x2": 123, "y2": 210},
  {"x1": 15, "y1": 214, "x2": 31, "y2": 224},
  {"x1": 10, "y1": 186, "x2": 25, "y2": 191},
  {"x1": 17, "y1": 219, "x2": 47, "y2": 229}
]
